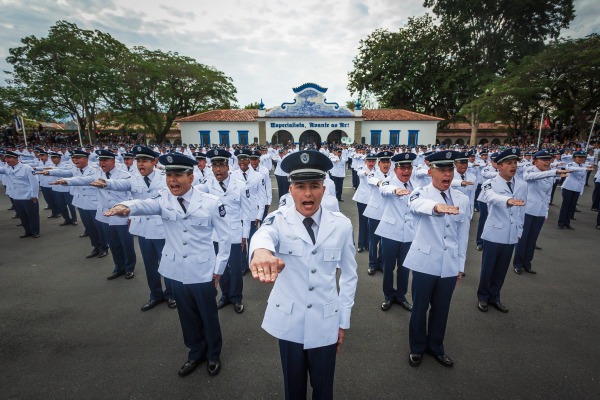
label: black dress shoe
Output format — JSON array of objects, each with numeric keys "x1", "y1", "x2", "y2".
[
  {"x1": 338, "y1": 199, "x2": 344, "y2": 202},
  {"x1": 71, "y1": 221, "x2": 78, "y2": 226},
  {"x1": 217, "y1": 299, "x2": 230, "y2": 309},
  {"x1": 17, "y1": 223, "x2": 22, "y2": 226},
  {"x1": 234, "y1": 302, "x2": 245, "y2": 314},
  {"x1": 523, "y1": 268, "x2": 537, "y2": 274},
  {"x1": 575, "y1": 208, "x2": 581, "y2": 212},
  {"x1": 207, "y1": 359, "x2": 221, "y2": 376},
  {"x1": 408, "y1": 353, "x2": 422, "y2": 367},
  {"x1": 477, "y1": 301, "x2": 488, "y2": 312},
  {"x1": 125, "y1": 272, "x2": 135, "y2": 279},
  {"x1": 86, "y1": 250, "x2": 100, "y2": 259},
  {"x1": 97, "y1": 250, "x2": 108, "y2": 258},
  {"x1": 59, "y1": 221, "x2": 72, "y2": 226},
  {"x1": 381, "y1": 300, "x2": 392, "y2": 311},
  {"x1": 514, "y1": 268, "x2": 522, "y2": 275},
  {"x1": 367, "y1": 268, "x2": 376, "y2": 276},
  {"x1": 79, "y1": 233, "x2": 89, "y2": 238},
  {"x1": 566, "y1": 225, "x2": 575, "y2": 230},
  {"x1": 178, "y1": 359, "x2": 202, "y2": 377},
  {"x1": 397, "y1": 300, "x2": 413, "y2": 312},
  {"x1": 476, "y1": 244, "x2": 483, "y2": 251},
  {"x1": 107, "y1": 271, "x2": 125, "y2": 280},
  {"x1": 491, "y1": 302, "x2": 508, "y2": 313},
  {"x1": 32, "y1": 234, "x2": 40, "y2": 238},
  {"x1": 571, "y1": 217, "x2": 576, "y2": 220},
  {"x1": 434, "y1": 353, "x2": 454, "y2": 368},
  {"x1": 167, "y1": 299, "x2": 177, "y2": 309},
  {"x1": 535, "y1": 246, "x2": 542, "y2": 250},
  {"x1": 19, "y1": 234, "x2": 32, "y2": 238},
  {"x1": 596, "y1": 224, "x2": 600, "y2": 230},
  {"x1": 356, "y1": 247, "x2": 364, "y2": 253},
  {"x1": 141, "y1": 299, "x2": 164, "y2": 311}
]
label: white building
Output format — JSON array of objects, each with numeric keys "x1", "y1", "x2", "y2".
[{"x1": 176, "y1": 83, "x2": 443, "y2": 147}]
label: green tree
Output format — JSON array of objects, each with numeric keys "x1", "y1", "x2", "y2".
[
  {"x1": 243, "y1": 102, "x2": 261, "y2": 109},
  {"x1": 105, "y1": 47, "x2": 237, "y2": 143},
  {"x1": 6, "y1": 21, "x2": 129, "y2": 143}
]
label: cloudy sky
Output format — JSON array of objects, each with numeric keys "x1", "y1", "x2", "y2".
[{"x1": 1, "y1": 0, "x2": 598, "y2": 109}]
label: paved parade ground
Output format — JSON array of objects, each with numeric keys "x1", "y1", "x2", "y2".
[{"x1": 1, "y1": 175, "x2": 599, "y2": 400}]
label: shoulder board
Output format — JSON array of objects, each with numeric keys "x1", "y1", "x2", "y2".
[
  {"x1": 381, "y1": 181, "x2": 390, "y2": 186},
  {"x1": 483, "y1": 182, "x2": 492, "y2": 190},
  {"x1": 409, "y1": 191, "x2": 421, "y2": 202},
  {"x1": 263, "y1": 215, "x2": 275, "y2": 226},
  {"x1": 367, "y1": 173, "x2": 374, "y2": 178}
]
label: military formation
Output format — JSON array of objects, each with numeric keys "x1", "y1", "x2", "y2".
[{"x1": 1, "y1": 140, "x2": 599, "y2": 400}]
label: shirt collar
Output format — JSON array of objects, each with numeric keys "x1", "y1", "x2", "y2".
[{"x1": 294, "y1": 205, "x2": 323, "y2": 227}]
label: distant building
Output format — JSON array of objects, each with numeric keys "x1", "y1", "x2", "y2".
[
  {"x1": 437, "y1": 122, "x2": 510, "y2": 146},
  {"x1": 176, "y1": 83, "x2": 443, "y2": 147}
]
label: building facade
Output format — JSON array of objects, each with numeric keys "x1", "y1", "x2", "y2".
[{"x1": 176, "y1": 83, "x2": 443, "y2": 147}]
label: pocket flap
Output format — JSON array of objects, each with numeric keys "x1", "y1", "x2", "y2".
[
  {"x1": 279, "y1": 241, "x2": 304, "y2": 257},
  {"x1": 323, "y1": 248, "x2": 342, "y2": 262},
  {"x1": 414, "y1": 242, "x2": 431, "y2": 255},
  {"x1": 323, "y1": 300, "x2": 339, "y2": 318},
  {"x1": 269, "y1": 292, "x2": 293, "y2": 314}
]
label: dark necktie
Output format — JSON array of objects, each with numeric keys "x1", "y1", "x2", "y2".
[
  {"x1": 201, "y1": 169, "x2": 205, "y2": 177},
  {"x1": 507, "y1": 181, "x2": 513, "y2": 193},
  {"x1": 219, "y1": 181, "x2": 227, "y2": 192},
  {"x1": 106, "y1": 172, "x2": 111, "y2": 179},
  {"x1": 177, "y1": 197, "x2": 187, "y2": 213},
  {"x1": 80, "y1": 168, "x2": 84, "y2": 175},
  {"x1": 384, "y1": 174, "x2": 387, "y2": 178},
  {"x1": 243, "y1": 172, "x2": 247, "y2": 181},
  {"x1": 404, "y1": 183, "x2": 409, "y2": 189},
  {"x1": 144, "y1": 176, "x2": 151, "y2": 188},
  {"x1": 303, "y1": 217, "x2": 316, "y2": 245},
  {"x1": 461, "y1": 174, "x2": 465, "y2": 181},
  {"x1": 441, "y1": 191, "x2": 448, "y2": 204}
]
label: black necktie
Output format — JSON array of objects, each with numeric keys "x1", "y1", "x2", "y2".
[
  {"x1": 106, "y1": 172, "x2": 111, "y2": 179},
  {"x1": 461, "y1": 174, "x2": 465, "y2": 181},
  {"x1": 144, "y1": 176, "x2": 151, "y2": 188},
  {"x1": 243, "y1": 172, "x2": 247, "y2": 181},
  {"x1": 507, "y1": 181, "x2": 513, "y2": 193},
  {"x1": 80, "y1": 168, "x2": 84, "y2": 175},
  {"x1": 441, "y1": 192, "x2": 448, "y2": 204},
  {"x1": 303, "y1": 217, "x2": 316, "y2": 245},
  {"x1": 177, "y1": 197, "x2": 187, "y2": 213},
  {"x1": 219, "y1": 181, "x2": 227, "y2": 192},
  {"x1": 201, "y1": 169, "x2": 205, "y2": 177},
  {"x1": 384, "y1": 174, "x2": 387, "y2": 178},
  {"x1": 404, "y1": 183, "x2": 409, "y2": 189}
]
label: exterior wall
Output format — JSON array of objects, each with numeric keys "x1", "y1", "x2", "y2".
[
  {"x1": 180, "y1": 119, "x2": 439, "y2": 146},
  {"x1": 180, "y1": 122, "x2": 258, "y2": 146}
]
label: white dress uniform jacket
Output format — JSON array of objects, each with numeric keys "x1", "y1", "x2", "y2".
[
  {"x1": 105, "y1": 170, "x2": 166, "y2": 239},
  {"x1": 197, "y1": 176, "x2": 252, "y2": 243},
  {"x1": 523, "y1": 167, "x2": 556, "y2": 217},
  {"x1": 193, "y1": 165, "x2": 213, "y2": 185},
  {"x1": 231, "y1": 168, "x2": 265, "y2": 220},
  {"x1": 403, "y1": 184, "x2": 470, "y2": 277},
  {"x1": 375, "y1": 177, "x2": 416, "y2": 242},
  {"x1": 363, "y1": 170, "x2": 389, "y2": 220},
  {"x1": 250, "y1": 207, "x2": 358, "y2": 349},
  {"x1": 352, "y1": 166, "x2": 375, "y2": 204},
  {"x1": 48, "y1": 165, "x2": 100, "y2": 210},
  {"x1": 0, "y1": 162, "x2": 39, "y2": 200},
  {"x1": 561, "y1": 162, "x2": 588, "y2": 193},
  {"x1": 481, "y1": 175, "x2": 527, "y2": 244},
  {"x1": 123, "y1": 187, "x2": 232, "y2": 283}
]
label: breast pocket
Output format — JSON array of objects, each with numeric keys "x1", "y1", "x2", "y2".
[
  {"x1": 412, "y1": 242, "x2": 431, "y2": 255},
  {"x1": 191, "y1": 218, "x2": 211, "y2": 230},
  {"x1": 161, "y1": 208, "x2": 177, "y2": 222},
  {"x1": 489, "y1": 222, "x2": 503, "y2": 229},
  {"x1": 279, "y1": 241, "x2": 304, "y2": 257},
  {"x1": 266, "y1": 292, "x2": 294, "y2": 333}
]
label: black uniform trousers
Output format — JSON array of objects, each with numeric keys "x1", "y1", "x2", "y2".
[
  {"x1": 79, "y1": 209, "x2": 107, "y2": 252},
  {"x1": 279, "y1": 340, "x2": 337, "y2": 400},
  {"x1": 367, "y1": 218, "x2": 382, "y2": 270},
  {"x1": 40, "y1": 186, "x2": 59, "y2": 216},
  {"x1": 381, "y1": 238, "x2": 411, "y2": 302},
  {"x1": 214, "y1": 241, "x2": 243, "y2": 304},
  {"x1": 330, "y1": 176, "x2": 344, "y2": 200},
  {"x1": 592, "y1": 182, "x2": 600, "y2": 210},
  {"x1": 356, "y1": 202, "x2": 368, "y2": 249},
  {"x1": 101, "y1": 223, "x2": 136, "y2": 274},
  {"x1": 478, "y1": 241, "x2": 515, "y2": 303},
  {"x1": 171, "y1": 279, "x2": 222, "y2": 362},
  {"x1": 138, "y1": 237, "x2": 172, "y2": 301},
  {"x1": 276, "y1": 175, "x2": 290, "y2": 199},
  {"x1": 475, "y1": 201, "x2": 488, "y2": 246},
  {"x1": 409, "y1": 271, "x2": 456, "y2": 356},
  {"x1": 513, "y1": 214, "x2": 545, "y2": 271},
  {"x1": 558, "y1": 188, "x2": 579, "y2": 228},
  {"x1": 52, "y1": 191, "x2": 77, "y2": 223},
  {"x1": 13, "y1": 198, "x2": 40, "y2": 236}
]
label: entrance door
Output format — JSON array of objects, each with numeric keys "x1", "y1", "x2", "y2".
[
  {"x1": 219, "y1": 131, "x2": 230, "y2": 147},
  {"x1": 199, "y1": 131, "x2": 211, "y2": 146},
  {"x1": 299, "y1": 130, "x2": 322, "y2": 149}
]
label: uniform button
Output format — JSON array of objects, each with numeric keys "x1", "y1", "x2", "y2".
[
  {"x1": 183, "y1": 242, "x2": 187, "y2": 245},
  {"x1": 183, "y1": 229, "x2": 187, "y2": 233},
  {"x1": 443, "y1": 236, "x2": 447, "y2": 239},
  {"x1": 183, "y1": 255, "x2": 187, "y2": 258},
  {"x1": 275, "y1": 304, "x2": 280, "y2": 307},
  {"x1": 307, "y1": 304, "x2": 312, "y2": 308},
  {"x1": 444, "y1": 247, "x2": 447, "y2": 250},
  {"x1": 311, "y1": 269, "x2": 316, "y2": 273},
  {"x1": 311, "y1": 250, "x2": 317, "y2": 255},
  {"x1": 288, "y1": 251, "x2": 292, "y2": 254},
  {"x1": 183, "y1": 217, "x2": 188, "y2": 220},
  {"x1": 446, "y1": 224, "x2": 450, "y2": 227},
  {"x1": 309, "y1": 286, "x2": 314, "y2": 291}
]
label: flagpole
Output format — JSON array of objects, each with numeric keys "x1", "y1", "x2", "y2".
[
  {"x1": 72, "y1": 114, "x2": 84, "y2": 147},
  {"x1": 585, "y1": 109, "x2": 598, "y2": 150},
  {"x1": 20, "y1": 116, "x2": 28, "y2": 146},
  {"x1": 536, "y1": 106, "x2": 546, "y2": 149}
]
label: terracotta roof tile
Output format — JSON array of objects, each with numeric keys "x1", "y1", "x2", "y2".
[
  {"x1": 176, "y1": 109, "x2": 258, "y2": 123},
  {"x1": 362, "y1": 109, "x2": 444, "y2": 122}
]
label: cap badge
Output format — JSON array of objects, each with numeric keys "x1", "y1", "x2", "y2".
[
  {"x1": 300, "y1": 153, "x2": 309, "y2": 164},
  {"x1": 512, "y1": 149, "x2": 517, "y2": 154},
  {"x1": 166, "y1": 155, "x2": 173, "y2": 163},
  {"x1": 214, "y1": 150, "x2": 219, "y2": 156},
  {"x1": 137, "y1": 146, "x2": 141, "y2": 151},
  {"x1": 446, "y1": 152, "x2": 452, "y2": 159},
  {"x1": 405, "y1": 154, "x2": 409, "y2": 159}
]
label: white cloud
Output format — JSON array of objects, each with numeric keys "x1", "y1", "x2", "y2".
[{"x1": 1, "y1": 0, "x2": 598, "y2": 110}]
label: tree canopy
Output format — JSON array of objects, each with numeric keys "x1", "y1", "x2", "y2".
[{"x1": 4, "y1": 20, "x2": 237, "y2": 143}]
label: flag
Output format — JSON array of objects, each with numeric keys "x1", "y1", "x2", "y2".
[
  {"x1": 14, "y1": 115, "x2": 21, "y2": 130},
  {"x1": 542, "y1": 115, "x2": 551, "y2": 129}
]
